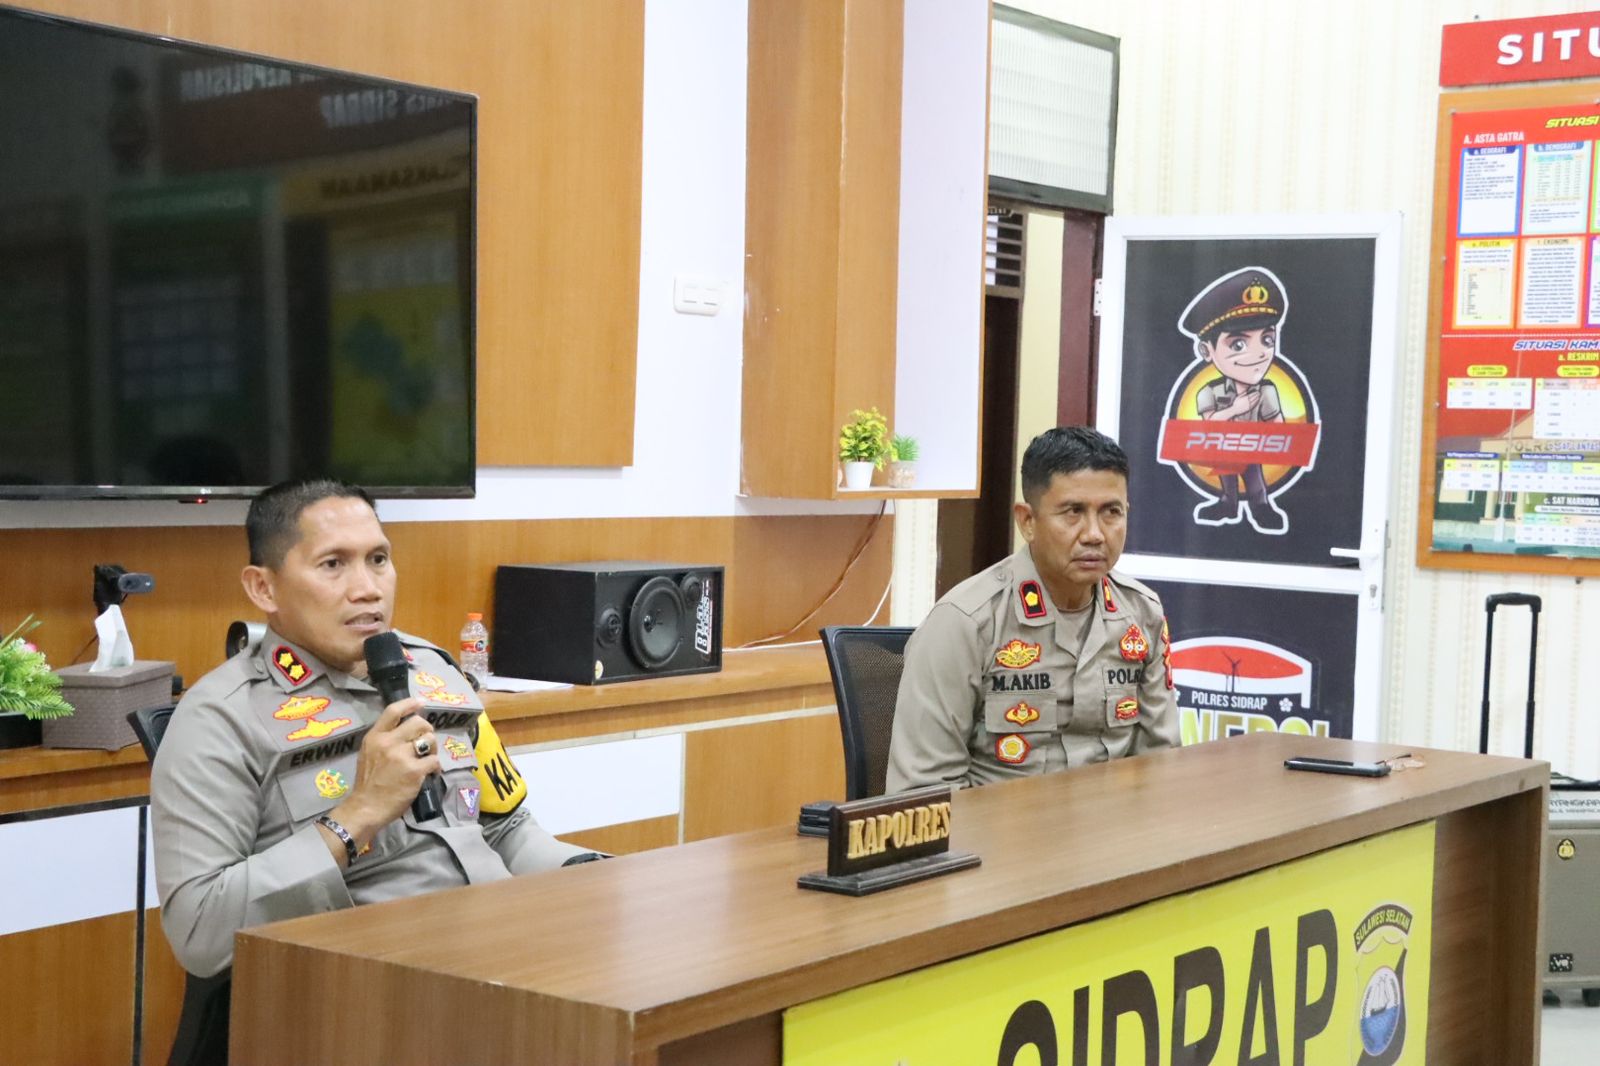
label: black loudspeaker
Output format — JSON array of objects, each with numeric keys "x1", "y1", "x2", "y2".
[{"x1": 492, "y1": 562, "x2": 724, "y2": 685}]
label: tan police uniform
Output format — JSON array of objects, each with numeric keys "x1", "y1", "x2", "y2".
[
  {"x1": 151, "y1": 627, "x2": 586, "y2": 978},
  {"x1": 886, "y1": 547, "x2": 1178, "y2": 792}
]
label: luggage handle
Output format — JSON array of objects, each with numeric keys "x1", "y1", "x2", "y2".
[
  {"x1": 1479, "y1": 593, "x2": 1542, "y2": 759},
  {"x1": 1486, "y1": 592, "x2": 1542, "y2": 613}
]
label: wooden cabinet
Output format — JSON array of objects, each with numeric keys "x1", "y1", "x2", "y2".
[{"x1": 741, "y1": 0, "x2": 988, "y2": 500}]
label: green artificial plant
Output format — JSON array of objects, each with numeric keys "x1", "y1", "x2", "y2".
[
  {"x1": 0, "y1": 615, "x2": 74, "y2": 720},
  {"x1": 838, "y1": 407, "x2": 890, "y2": 469},
  {"x1": 890, "y1": 434, "x2": 919, "y2": 463}
]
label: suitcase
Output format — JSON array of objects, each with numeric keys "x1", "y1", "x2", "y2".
[{"x1": 1479, "y1": 592, "x2": 1600, "y2": 1005}]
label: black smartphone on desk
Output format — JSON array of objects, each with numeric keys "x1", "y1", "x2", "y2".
[{"x1": 1284, "y1": 756, "x2": 1390, "y2": 778}]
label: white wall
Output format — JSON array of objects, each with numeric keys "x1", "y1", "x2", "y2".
[{"x1": 1009, "y1": 0, "x2": 1600, "y2": 776}]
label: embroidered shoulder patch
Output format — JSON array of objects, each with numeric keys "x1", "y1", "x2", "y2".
[
  {"x1": 1018, "y1": 580, "x2": 1048, "y2": 619},
  {"x1": 272, "y1": 645, "x2": 314, "y2": 685}
]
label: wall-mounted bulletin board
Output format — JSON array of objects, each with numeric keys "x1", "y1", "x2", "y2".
[{"x1": 1421, "y1": 14, "x2": 1600, "y2": 575}]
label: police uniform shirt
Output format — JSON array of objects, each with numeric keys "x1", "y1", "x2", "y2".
[
  {"x1": 151, "y1": 627, "x2": 585, "y2": 978},
  {"x1": 886, "y1": 546, "x2": 1179, "y2": 793},
  {"x1": 1196, "y1": 378, "x2": 1282, "y2": 421}
]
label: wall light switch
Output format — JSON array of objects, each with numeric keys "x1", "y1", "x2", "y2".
[{"x1": 673, "y1": 275, "x2": 723, "y2": 316}]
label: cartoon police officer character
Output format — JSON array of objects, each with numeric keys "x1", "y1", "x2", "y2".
[{"x1": 1179, "y1": 267, "x2": 1291, "y2": 534}]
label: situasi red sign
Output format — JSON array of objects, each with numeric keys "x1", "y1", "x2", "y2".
[{"x1": 1442, "y1": 13, "x2": 1600, "y2": 87}]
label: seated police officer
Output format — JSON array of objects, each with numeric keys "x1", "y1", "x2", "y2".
[
  {"x1": 887, "y1": 427, "x2": 1179, "y2": 792},
  {"x1": 151, "y1": 479, "x2": 591, "y2": 978}
]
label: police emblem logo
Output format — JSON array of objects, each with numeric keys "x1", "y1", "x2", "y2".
[
  {"x1": 995, "y1": 734, "x2": 1031, "y2": 765},
  {"x1": 1558, "y1": 837, "x2": 1577, "y2": 860},
  {"x1": 1018, "y1": 579, "x2": 1048, "y2": 620},
  {"x1": 272, "y1": 645, "x2": 312, "y2": 685},
  {"x1": 1119, "y1": 624, "x2": 1149, "y2": 662},
  {"x1": 1114, "y1": 697, "x2": 1139, "y2": 721},
  {"x1": 1003, "y1": 701, "x2": 1040, "y2": 726},
  {"x1": 1101, "y1": 578, "x2": 1117, "y2": 613},
  {"x1": 994, "y1": 639, "x2": 1042, "y2": 670},
  {"x1": 1352, "y1": 904, "x2": 1413, "y2": 1064},
  {"x1": 314, "y1": 768, "x2": 349, "y2": 799},
  {"x1": 274, "y1": 695, "x2": 353, "y2": 742}
]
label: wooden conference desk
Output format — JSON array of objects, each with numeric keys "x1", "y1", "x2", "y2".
[{"x1": 231, "y1": 733, "x2": 1547, "y2": 1065}]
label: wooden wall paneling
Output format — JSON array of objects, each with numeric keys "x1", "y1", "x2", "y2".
[
  {"x1": 16, "y1": 0, "x2": 643, "y2": 467},
  {"x1": 559, "y1": 814, "x2": 679, "y2": 856},
  {"x1": 0, "y1": 513, "x2": 891, "y2": 692},
  {"x1": 681, "y1": 712, "x2": 844, "y2": 841},
  {"x1": 727, "y1": 511, "x2": 893, "y2": 647},
  {"x1": 742, "y1": 0, "x2": 904, "y2": 498},
  {"x1": 0, "y1": 911, "x2": 139, "y2": 1065},
  {"x1": 830, "y1": 0, "x2": 903, "y2": 465},
  {"x1": 742, "y1": 0, "x2": 846, "y2": 498},
  {"x1": 143, "y1": 907, "x2": 187, "y2": 1066}
]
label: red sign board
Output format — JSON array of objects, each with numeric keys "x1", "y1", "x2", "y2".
[{"x1": 1442, "y1": 14, "x2": 1600, "y2": 87}]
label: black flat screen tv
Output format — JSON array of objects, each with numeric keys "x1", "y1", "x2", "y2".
[{"x1": 0, "y1": 5, "x2": 476, "y2": 499}]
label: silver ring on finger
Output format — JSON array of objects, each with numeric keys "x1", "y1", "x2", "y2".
[{"x1": 413, "y1": 736, "x2": 432, "y2": 759}]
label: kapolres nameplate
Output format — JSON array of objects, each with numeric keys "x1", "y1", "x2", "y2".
[{"x1": 797, "y1": 784, "x2": 980, "y2": 896}]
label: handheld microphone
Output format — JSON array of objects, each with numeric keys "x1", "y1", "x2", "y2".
[{"x1": 363, "y1": 631, "x2": 443, "y2": 821}]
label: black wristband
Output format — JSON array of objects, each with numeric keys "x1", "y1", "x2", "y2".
[{"x1": 316, "y1": 814, "x2": 359, "y2": 867}]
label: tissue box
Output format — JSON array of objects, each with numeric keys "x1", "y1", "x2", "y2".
[{"x1": 45, "y1": 661, "x2": 174, "y2": 751}]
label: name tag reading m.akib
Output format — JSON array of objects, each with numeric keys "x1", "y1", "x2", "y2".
[{"x1": 797, "y1": 785, "x2": 980, "y2": 897}]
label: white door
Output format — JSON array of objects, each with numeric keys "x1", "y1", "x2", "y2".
[{"x1": 1096, "y1": 214, "x2": 1402, "y2": 741}]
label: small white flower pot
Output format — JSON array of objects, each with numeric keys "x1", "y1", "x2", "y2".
[{"x1": 842, "y1": 461, "x2": 875, "y2": 490}]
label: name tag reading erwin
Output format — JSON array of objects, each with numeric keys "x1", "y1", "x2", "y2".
[{"x1": 798, "y1": 785, "x2": 980, "y2": 897}]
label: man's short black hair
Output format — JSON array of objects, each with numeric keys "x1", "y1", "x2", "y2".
[
  {"x1": 246, "y1": 479, "x2": 377, "y2": 568},
  {"x1": 1020, "y1": 426, "x2": 1129, "y2": 504}
]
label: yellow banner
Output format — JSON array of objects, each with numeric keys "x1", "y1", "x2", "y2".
[{"x1": 784, "y1": 822, "x2": 1434, "y2": 1065}]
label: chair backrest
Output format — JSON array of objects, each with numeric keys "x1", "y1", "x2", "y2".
[
  {"x1": 126, "y1": 705, "x2": 176, "y2": 761},
  {"x1": 819, "y1": 625, "x2": 915, "y2": 800}
]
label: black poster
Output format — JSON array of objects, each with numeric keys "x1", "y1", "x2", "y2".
[
  {"x1": 1116, "y1": 237, "x2": 1376, "y2": 566},
  {"x1": 1148, "y1": 580, "x2": 1358, "y2": 742}
]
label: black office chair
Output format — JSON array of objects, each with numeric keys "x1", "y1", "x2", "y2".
[
  {"x1": 819, "y1": 626, "x2": 915, "y2": 800},
  {"x1": 129, "y1": 704, "x2": 233, "y2": 1066}
]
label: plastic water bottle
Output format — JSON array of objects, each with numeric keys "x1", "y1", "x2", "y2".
[{"x1": 459, "y1": 613, "x2": 490, "y2": 680}]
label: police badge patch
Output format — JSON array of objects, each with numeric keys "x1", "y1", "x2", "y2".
[{"x1": 1352, "y1": 903, "x2": 1413, "y2": 1065}]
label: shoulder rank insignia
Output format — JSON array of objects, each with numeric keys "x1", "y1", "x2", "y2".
[
  {"x1": 1161, "y1": 618, "x2": 1174, "y2": 690},
  {"x1": 1101, "y1": 578, "x2": 1118, "y2": 614},
  {"x1": 1018, "y1": 580, "x2": 1048, "y2": 619},
  {"x1": 444, "y1": 735, "x2": 473, "y2": 760},
  {"x1": 995, "y1": 639, "x2": 1042, "y2": 670},
  {"x1": 1119, "y1": 624, "x2": 1149, "y2": 662},
  {"x1": 274, "y1": 695, "x2": 352, "y2": 742},
  {"x1": 995, "y1": 733, "x2": 1031, "y2": 765},
  {"x1": 271, "y1": 645, "x2": 314, "y2": 685},
  {"x1": 1004, "y1": 701, "x2": 1040, "y2": 726},
  {"x1": 315, "y1": 768, "x2": 349, "y2": 799},
  {"x1": 1115, "y1": 697, "x2": 1140, "y2": 721}
]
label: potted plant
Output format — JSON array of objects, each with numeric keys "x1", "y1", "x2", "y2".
[
  {"x1": 0, "y1": 615, "x2": 74, "y2": 749},
  {"x1": 838, "y1": 407, "x2": 889, "y2": 490},
  {"x1": 888, "y1": 433, "x2": 919, "y2": 488}
]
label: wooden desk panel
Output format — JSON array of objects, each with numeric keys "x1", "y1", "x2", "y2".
[{"x1": 230, "y1": 733, "x2": 1547, "y2": 1065}]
